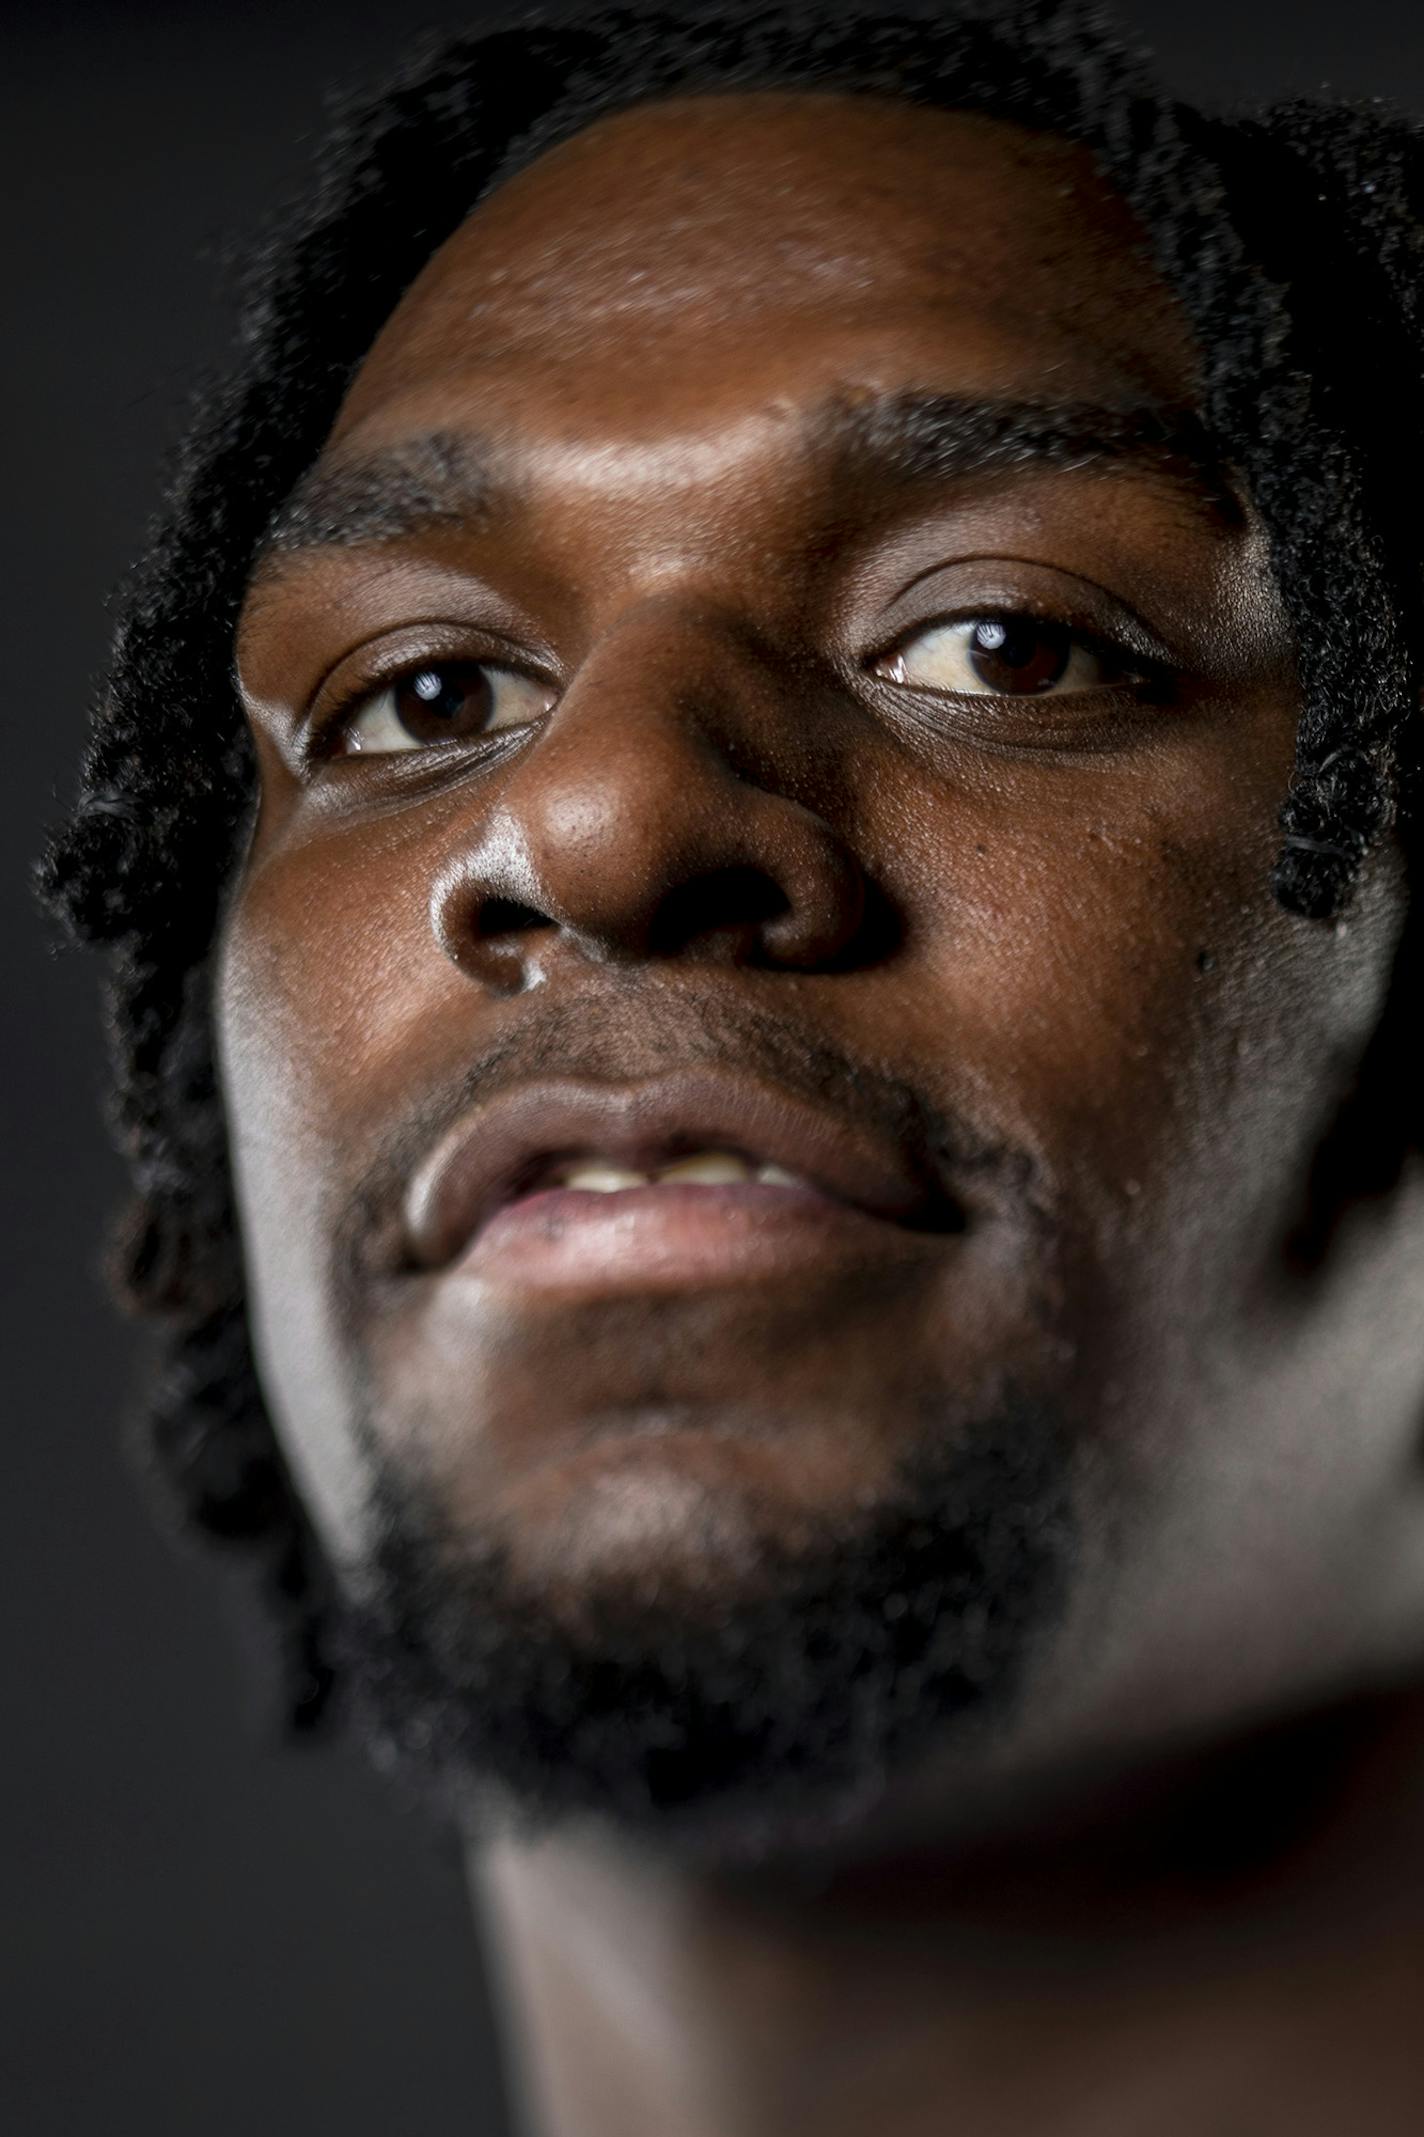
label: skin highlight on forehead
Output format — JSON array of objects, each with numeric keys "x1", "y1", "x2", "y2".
[{"x1": 331, "y1": 93, "x2": 1202, "y2": 446}]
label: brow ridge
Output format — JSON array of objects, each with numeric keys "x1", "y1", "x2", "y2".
[{"x1": 252, "y1": 386, "x2": 1240, "y2": 579}]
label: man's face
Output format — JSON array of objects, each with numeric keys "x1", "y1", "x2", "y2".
[{"x1": 220, "y1": 91, "x2": 1422, "y2": 1848}]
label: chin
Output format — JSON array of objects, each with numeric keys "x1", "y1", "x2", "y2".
[
  {"x1": 320, "y1": 1386, "x2": 1084, "y2": 1864},
  {"x1": 473, "y1": 1417, "x2": 884, "y2": 1616}
]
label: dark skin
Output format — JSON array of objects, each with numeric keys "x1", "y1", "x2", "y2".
[{"x1": 220, "y1": 93, "x2": 1424, "y2": 2134}]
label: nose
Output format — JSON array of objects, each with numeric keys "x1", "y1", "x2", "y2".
[{"x1": 430, "y1": 601, "x2": 871, "y2": 993}]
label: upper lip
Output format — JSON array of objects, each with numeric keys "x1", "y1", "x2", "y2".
[{"x1": 401, "y1": 1066, "x2": 956, "y2": 1271}]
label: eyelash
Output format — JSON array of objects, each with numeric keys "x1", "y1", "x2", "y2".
[
  {"x1": 312, "y1": 606, "x2": 1168, "y2": 760},
  {"x1": 863, "y1": 607, "x2": 1167, "y2": 700},
  {"x1": 307, "y1": 650, "x2": 546, "y2": 761}
]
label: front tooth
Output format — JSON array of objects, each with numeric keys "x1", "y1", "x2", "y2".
[
  {"x1": 756, "y1": 1163, "x2": 803, "y2": 1187},
  {"x1": 560, "y1": 1163, "x2": 653, "y2": 1191},
  {"x1": 655, "y1": 1151, "x2": 756, "y2": 1185}
]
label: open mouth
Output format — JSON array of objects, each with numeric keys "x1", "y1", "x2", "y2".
[
  {"x1": 510, "y1": 1144, "x2": 811, "y2": 1196},
  {"x1": 400, "y1": 1068, "x2": 965, "y2": 1294}
]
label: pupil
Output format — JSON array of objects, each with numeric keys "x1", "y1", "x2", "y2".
[{"x1": 969, "y1": 617, "x2": 1071, "y2": 694}]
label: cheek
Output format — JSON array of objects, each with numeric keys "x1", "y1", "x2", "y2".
[
  {"x1": 222, "y1": 806, "x2": 446, "y2": 1080},
  {"x1": 214, "y1": 813, "x2": 461, "y2": 1551},
  {"x1": 879, "y1": 691, "x2": 1378, "y2": 1255}
]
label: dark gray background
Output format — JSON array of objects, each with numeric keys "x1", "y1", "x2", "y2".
[{"x1": 5, "y1": 3, "x2": 1420, "y2": 2130}]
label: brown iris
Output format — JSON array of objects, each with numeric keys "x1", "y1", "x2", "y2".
[
  {"x1": 965, "y1": 618, "x2": 1073, "y2": 693},
  {"x1": 390, "y1": 664, "x2": 495, "y2": 743}
]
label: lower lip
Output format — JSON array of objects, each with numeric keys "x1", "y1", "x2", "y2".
[{"x1": 451, "y1": 1181, "x2": 927, "y2": 1292}]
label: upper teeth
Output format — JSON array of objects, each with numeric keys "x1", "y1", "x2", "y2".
[{"x1": 554, "y1": 1150, "x2": 805, "y2": 1191}]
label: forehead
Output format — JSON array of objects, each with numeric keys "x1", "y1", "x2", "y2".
[{"x1": 328, "y1": 90, "x2": 1200, "y2": 463}]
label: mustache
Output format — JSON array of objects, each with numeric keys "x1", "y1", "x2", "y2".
[{"x1": 329, "y1": 980, "x2": 1050, "y2": 1289}]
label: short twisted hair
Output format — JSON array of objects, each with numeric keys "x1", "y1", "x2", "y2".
[{"x1": 36, "y1": 0, "x2": 1424, "y2": 1732}]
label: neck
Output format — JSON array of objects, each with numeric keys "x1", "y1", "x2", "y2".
[{"x1": 465, "y1": 1680, "x2": 1424, "y2": 2137}]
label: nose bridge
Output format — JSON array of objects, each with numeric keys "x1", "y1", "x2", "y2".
[
  {"x1": 542, "y1": 586, "x2": 808, "y2": 801},
  {"x1": 500, "y1": 591, "x2": 812, "y2": 922}
]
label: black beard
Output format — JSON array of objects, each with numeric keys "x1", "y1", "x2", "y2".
[{"x1": 324, "y1": 1396, "x2": 1080, "y2": 1868}]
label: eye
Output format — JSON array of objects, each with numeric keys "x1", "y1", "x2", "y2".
[
  {"x1": 337, "y1": 660, "x2": 553, "y2": 754},
  {"x1": 872, "y1": 614, "x2": 1140, "y2": 698}
]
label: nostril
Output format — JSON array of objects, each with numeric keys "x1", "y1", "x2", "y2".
[
  {"x1": 649, "y1": 864, "x2": 791, "y2": 957},
  {"x1": 477, "y1": 896, "x2": 547, "y2": 936}
]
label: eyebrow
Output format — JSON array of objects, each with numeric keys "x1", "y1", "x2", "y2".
[
  {"x1": 822, "y1": 390, "x2": 1239, "y2": 520},
  {"x1": 252, "y1": 387, "x2": 1241, "y2": 575}
]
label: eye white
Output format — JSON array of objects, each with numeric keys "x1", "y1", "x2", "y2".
[
  {"x1": 344, "y1": 663, "x2": 552, "y2": 754},
  {"x1": 877, "y1": 617, "x2": 1111, "y2": 697}
]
